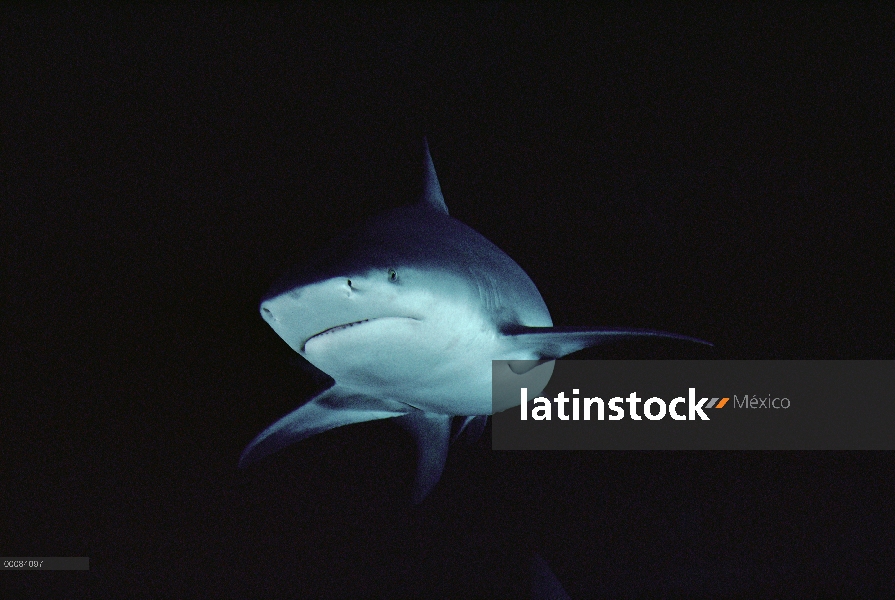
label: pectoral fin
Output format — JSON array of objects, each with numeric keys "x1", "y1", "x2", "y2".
[
  {"x1": 451, "y1": 415, "x2": 488, "y2": 445},
  {"x1": 392, "y1": 412, "x2": 453, "y2": 504},
  {"x1": 504, "y1": 325, "x2": 712, "y2": 359},
  {"x1": 239, "y1": 384, "x2": 411, "y2": 468}
]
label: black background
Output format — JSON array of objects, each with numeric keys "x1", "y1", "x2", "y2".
[{"x1": 5, "y1": 6, "x2": 893, "y2": 598}]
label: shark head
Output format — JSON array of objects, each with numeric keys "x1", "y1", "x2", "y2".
[
  {"x1": 261, "y1": 203, "x2": 551, "y2": 348},
  {"x1": 242, "y1": 138, "x2": 710, "y2": 501},
  {"x1": 256, "y1": 141, "x2": 556, "y2": 415}
]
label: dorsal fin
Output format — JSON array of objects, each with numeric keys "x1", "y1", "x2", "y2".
[{"x1": 421, "y1": 137, "x2": 449, "y2": 215}]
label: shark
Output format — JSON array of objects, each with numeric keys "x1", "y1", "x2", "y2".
[{"x1": 240, "y1": 138, "x2": 709, "y2": 503}]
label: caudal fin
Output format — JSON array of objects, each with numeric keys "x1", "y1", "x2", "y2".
[{"x1": 532, "y1": 553, "x2": 573, "y2": 600}]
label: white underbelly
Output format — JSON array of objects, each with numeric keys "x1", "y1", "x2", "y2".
[{"x1": 301, "y1": 315, "x2": 538, "y2": 415}]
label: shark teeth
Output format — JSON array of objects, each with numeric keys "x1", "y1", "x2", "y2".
[{"x1": 308, "y1": 319, "x2": 372, "y2": 342}]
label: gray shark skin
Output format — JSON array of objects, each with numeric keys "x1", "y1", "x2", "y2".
[{"x1": 241, "y1": 139, "x2": 710, "y2": 503}]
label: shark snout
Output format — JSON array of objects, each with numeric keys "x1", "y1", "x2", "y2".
[
  {"x1": 260, "y1": 287, "x2": 310, "y2": 322},
  {"x1": 260, "y1": 302, "x2": 278, "y2": 322}
]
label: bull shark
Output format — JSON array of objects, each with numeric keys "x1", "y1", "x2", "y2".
[{"x1": 240, "y1": 139, "x2": 709, "y2": 504}]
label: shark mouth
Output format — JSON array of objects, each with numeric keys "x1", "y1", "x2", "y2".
[
  {"x1": 305, "y1": 319, "x2": 373, "y2": 346},
  {"x1": 302, "y1": 316, "x2": 422, "y2": 350}
]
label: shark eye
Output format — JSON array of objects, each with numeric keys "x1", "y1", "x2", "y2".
[{"x1": 388, "y1": 268, "x2": 398, "y2": 282}]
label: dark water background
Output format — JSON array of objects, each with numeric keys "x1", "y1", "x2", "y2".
[{"x1": 5, "y1": 6, "x2": 893, "y2": 598}]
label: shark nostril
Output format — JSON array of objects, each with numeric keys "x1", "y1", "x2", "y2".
[{"x1": 346, "y1": 279, "x2": 352, "y2": 288}]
